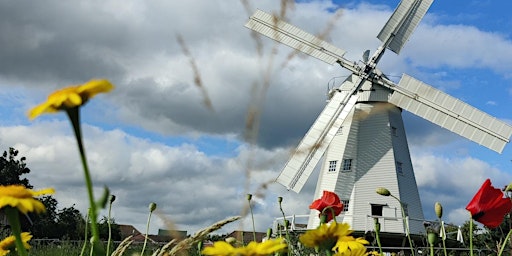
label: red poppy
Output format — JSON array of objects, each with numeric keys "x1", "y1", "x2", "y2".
[
  {"x1": 309, "y1": 190, "x2": 344, "y2": 222},
  {"x1": 465, "y1": 179, "x2": 512, "y2": 228}
]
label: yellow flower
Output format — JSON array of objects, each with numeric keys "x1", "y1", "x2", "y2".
[
  {"x1": 0, "y1": 232, "x2": 32, "y2": 255},
  {"x1": 300, "y1": 222, "x2": 368, "y2": 255},
  {"x1": 202, "y1": 238, "x2": 287, "y2": 256},
  {"x1": 202, "y1": 241, "x2": 238, "y2": 256},
  {"x1": 28, "y1": 79, "x2": 114, "y2": 120},
  {"x1": 238, "y1": 238, "x2": 287, "y2": 255},
  {"x1": 0, "y1": 185, "x2": 55, "y2": 214},
  {"x1": 334, "y1": 236, "x2": 369, "y2": 256}
]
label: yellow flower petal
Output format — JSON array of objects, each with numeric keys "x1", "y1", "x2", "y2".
[
  {"x1": 202, "y1": 241, "x2": 237, "y2": 256},
  {"x1": 0, "y1": 185, "x2": 54, "y2": 214},
  {"x1": 28, "y1": 79, "x2": 114, "y2": 120}
]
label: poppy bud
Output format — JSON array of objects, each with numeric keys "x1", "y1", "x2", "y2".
[
  {"x1": 427, "y1": 232, "x2": 437, "y2": 246},
  {"x1": 434, "y1": 202, "x2": 443, "y2": 219},
  {"x1": 225, "y1": 237, "x2": 237, "y2": 244},
  {"x1": 149, "y1": 202, "x2": 157, "y2": 212},
  {"x1": 246, "y1": 194, "x2": 252, "y2": 201},
  {"x1": 376, "y1": 187, "x2": 391, "y2": 196},
  {"x1": 110, "y1": 195, "x2": 116, "y2": 204},
  {"x1": 278, "y1": 196, "x2": 283, "y2": 203},
  {"x1": 505, "y1": 182, "x2": 512, "y2": 192}
]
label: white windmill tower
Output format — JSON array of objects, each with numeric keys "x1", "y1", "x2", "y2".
[{"x1": 245, "y1": 0, "x2": 512, "y2": 234}]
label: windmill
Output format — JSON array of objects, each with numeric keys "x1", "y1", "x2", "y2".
[{"x1": 245, "y1": 0, "x2": 512, "y2": 234}]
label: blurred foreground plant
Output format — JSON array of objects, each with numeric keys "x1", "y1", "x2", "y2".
[
  {"x1": 0, "y1": 185, "x2": 53, "y2": 256},
  {"x1": 28, "y1": 79, "x2": 114, "y2": 254}
]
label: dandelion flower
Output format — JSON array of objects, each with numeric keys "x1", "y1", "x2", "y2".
[
  {"x1": 202, "y1": 238, "x2": 287, "y2": 256},
  {"x1": 28, "y1": 79, "x2": 114, "y2": 120},
  {"x1": 240, "y1": 238, "x2": 287, "y2": 255},
  {"x1": 300, "y1": 222, "x2": 368, "y2": 255},
  {"x1": 202, "y1": 241, "x2": 239, "y2": 256},
  {"x1": 0, "y1": 232, "x2": 32, "y2": 255},
  {"x1": 0, "y1": 185, "x2": 54, "y2": 214},
  {"x1": 334, "y1": 236, "x2": 369, "y2": 256}
]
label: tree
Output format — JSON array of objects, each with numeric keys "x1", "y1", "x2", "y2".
[
  {"x1": 57, "y1": 206, "x2": 85, "y2": 240},
  {"x1": 0, "y1": 147, "x2": 31, "y2": 187},
  {"x1": 98, "y1": 216, "x2": 121, "y2": 241},
  {"x1": 27, "y1": 196, "x2": 59, "y2": 238}
]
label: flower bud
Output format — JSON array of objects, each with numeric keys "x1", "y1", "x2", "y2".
[
  {"x1": 505, "y1": 182, "x2": 512, "y2": 192},
  {"x1": 225, "y1": 237, "x2": 237, "y2": 244},
  {"x1": 376, "y1": 187, "x2": 391, "y2": 196},
  {"x1": 278, "y1": 196, "x2": 283, "y2": 203},
  {"x1": 434, "y1": 202, "x2": 443, "y2": 219},
  {"x1": 110, "y1": 195, "x2": 116, "y2": 204},
  {"x1": 149, "y1": 202, "x2": 157, "y2": 212},
  {"x1": 246, "y1": 194, "x2": 252, "y2": 201},
  {"x1": 427, "y1": 232, "x2": 437, "y2": 245}
]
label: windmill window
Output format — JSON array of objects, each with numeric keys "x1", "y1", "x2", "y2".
[
  {"x1": 342, "y1": 159, "x2": 352, "y2": 171},
  {"x1": 336, "y1": 126, "x2": 343, "y2": 135},
  {"x1": 328, "y1": 160, "x2": 337, "y2": 172},
  {"x1": 371, "y1": 204, "x2": 385, "y2": 217},
  {"x1": 391, "y1": 126, "x2": 397, "y2": 136},
  {"x1": 396, "y1": 161, "x2": 403, "y2": 175},
  {"x1": 341, "y1": 200, "x2": 349, "y2": 212}
]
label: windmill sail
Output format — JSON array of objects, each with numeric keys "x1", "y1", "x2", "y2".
[
  {"x1": 377, "y1": 0, "x2": 433, "y2": 54},
  {"x1": 276, "y1": 91, "x2": 359, "y2": 192},
  {"x1": 389, "y1": 74, "x2": 512, "y2": 153},
  {"x1": 245, "y1": 9, "x2": 346, "y2": 65}
]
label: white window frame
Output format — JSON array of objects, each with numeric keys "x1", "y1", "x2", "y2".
[{"x1": 328, "y1": 160, "x2": 337, "y2": 172}]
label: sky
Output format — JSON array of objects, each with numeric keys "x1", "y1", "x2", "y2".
[{"x1": 0, "y1": 0, "x2": 511, "y2": 236}]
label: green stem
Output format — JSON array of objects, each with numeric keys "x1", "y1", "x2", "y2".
[
  {"x1": 141, "y1": 211, "x2": 153, "y2": 255},
  {"x1": 391, "y1": 195, "x2": 414, "y2": 256},
  {"x1": 248, "y1": 201, "x2": 256, "y2": 242},
  {"x1": 439, "y1": 220, "x2": 447, "y2": 256},
  {"x1": 374, "y1": 218, "x2": 383, "y2": 256},
  {"x1": 430, "y1": 243, "x2": 434, "y2": 256},
  {"x1": 107, "y1": 202, "x2": 113, "y2": 255},
  {"x1": 4, "y1": 207, "x2": 28, "y2": 256},
  {"x1": 279, "y1": 201, "x2": 292, "y2": 256},
  {"x1": 66, "y1": 108, "x2": 103, "y2": 254},
  {"x1": 80, "y1": 209, "x2": 90, "y2": 256},
  {"x1": 470, "y1": 216, "x2": 473, "y2": 256},
  {"x1": 498, "y1": 227, "x2": 512, "y2": 256}
]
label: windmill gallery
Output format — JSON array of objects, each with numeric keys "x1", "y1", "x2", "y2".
[{"x1": 245, "y1": 0, "x2": 512, "y2": 235}]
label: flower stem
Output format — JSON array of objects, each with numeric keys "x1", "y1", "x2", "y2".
[
  {"x1": 498, "y1": 226, "x2": 512, "y2": 256},
  {"x1": 278, "y1": 199, "x2": 292, "y2": 256},
  {"x1": 469, "y1": 216, "x2": 474, "y2": 256},
  {"x1": 374, "y1": 218, "x2": 383, "y2": 256},
  {"x1": 141, "y1": 210, "x2": 153, "y2": 255},
  {"x1": 80, "y1": 209, "x2": 90, "y2": 256},
  {"x1": 106, "y1": 201, "x2": 113, "y2": 255},
  {"x1": 439, "y1": 220, "x2": 448, "y2": 256},
  {"x1": 391, "y1": 195, "x2": 414, "y2": 256},
  {"x1": 66, "y1": 108, "x2": 102, "y2": 254},
  {"x1": 248, "y1": 199, "x2": 256, "y2": 242},
  {"x1": 4, "y1": 207, "x2": 28, "y2": 256}
]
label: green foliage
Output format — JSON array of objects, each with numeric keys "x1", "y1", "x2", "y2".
[
  {"x1": 0, "y1": 147, "x2": 31, "y2": 187},
  {"x1": 98, "y1": 216, "x2": 122, "y2": 241}
]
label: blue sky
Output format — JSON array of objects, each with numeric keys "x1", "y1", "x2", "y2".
[{"x1": 0, "y1": 0, "x2": 511, "y2": 235}]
